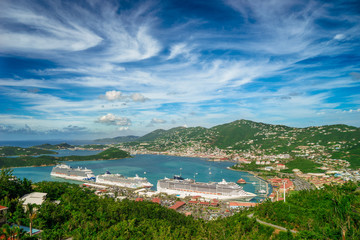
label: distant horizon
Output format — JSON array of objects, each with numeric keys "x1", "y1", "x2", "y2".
[
  {"x1": 1, "y1": 0, "x2": 359, "y2": 140},
  {"x1": 1, "y1": 118, "x2": 359, "y2": 142}
]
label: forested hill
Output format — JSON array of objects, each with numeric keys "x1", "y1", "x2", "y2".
[
  {"x1": 0, "y1": 147, "x2": 131, "y2": 168},
  {"x1": 135, "y1": 119, "x2": 360, "y2": 150},
  {"x1": 122, "y1": 119, "x2": 360, "y2": 167},
  {"x1": 94, "y1": 135, "x2": 140, "y2": 144}
]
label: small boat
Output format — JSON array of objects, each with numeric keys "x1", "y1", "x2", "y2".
[{"x1": 237, "y1": 178, "x2": 246, "y2": 184}]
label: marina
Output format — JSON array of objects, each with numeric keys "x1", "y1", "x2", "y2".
[{"x1": 11, "y1": 153, "x2": 270, "y2": 202}]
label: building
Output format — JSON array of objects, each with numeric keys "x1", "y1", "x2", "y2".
[
  {"x1": 20, "y1": 192, "x2": 47, "y2": 207},
  {"x1": 169, "y1": 201, "x2": 186, "y2": 210},
  {"x1": 268, "y1": 178, "x2": 294, "y2": 193},
  {"x1": 229, "y1": 202, "x2": 258, "y2": 209},
  {"x1": 276, "y1": 164, "x2": 286, "y2": 170},
  {"x1": 152, "y1": 198, "x2": 161, "y2": 204},
  {"x1": 0, "y1": 205, "x2": 8, "y2": 225}
]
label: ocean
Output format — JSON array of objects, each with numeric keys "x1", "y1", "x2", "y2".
[
  {"x1": 2, "y1": 141, "x2": 270, "y2": 201},
  {"x1": 10, "y1": 154, "x2": 269, "y2": 202}
]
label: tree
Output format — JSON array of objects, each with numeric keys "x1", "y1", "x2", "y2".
[{"x1": 26, "y1": 203, "x2": 37, "y2": 236}]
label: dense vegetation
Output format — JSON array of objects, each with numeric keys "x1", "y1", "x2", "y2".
[
  {"x1": 1, "y1": 169, "x2": 359, "y2": 239},
  {"x1": 120, "y1": 119, "x2": 360, "y2": 168},
  {"x1": 33, "y1": 143, "x2": 73, "y2": 150},
  {"x1": 0, "y1": 148, "x2": 131, "y2": 168},
  {"x1": 255, "y1": 182, "x2": 360, "y2": 239},
  {"x1": 0, "y1": 146, "x2": 56, "y2": 157},
  {"x1": 94, "y1": 135, "x2": 140, "y2": 144},
  {"x1": 0, "y1": 169, "x2": 277, "y2": 239},
  {"x1": 282, "y1": 158, "x2": 325, "y2": 173},
  {"x1": 0, "y1": 168, "x2": 32, "y2": 200}
]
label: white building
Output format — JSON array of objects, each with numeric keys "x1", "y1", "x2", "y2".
[{"x1": 20, "y1": 192, "x2": 47, "y2": 206}]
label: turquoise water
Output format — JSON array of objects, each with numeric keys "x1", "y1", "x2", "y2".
[{"x1": 11, "y1": 154, "x2": 267, "y2": 202}]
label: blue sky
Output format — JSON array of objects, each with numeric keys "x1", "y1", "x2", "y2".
[{"x1": 0, "y1": 0, "x2": 360, "y2": 140}]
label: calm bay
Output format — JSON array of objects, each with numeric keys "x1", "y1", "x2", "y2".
[{"x1": 11, "y1": 153, "x2": 268, "y2": 202}]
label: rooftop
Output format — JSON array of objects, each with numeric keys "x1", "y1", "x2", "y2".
[
  {"x1": 20, "y1": 192, "x2": 47, "y2": 206},
  {"x1": 169, "y1": 201, "x2": 186, "y2": 210}
]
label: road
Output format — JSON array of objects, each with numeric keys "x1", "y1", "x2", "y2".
[{"x1": 247, "y1": 213, "x2": 298, "y2": 234}]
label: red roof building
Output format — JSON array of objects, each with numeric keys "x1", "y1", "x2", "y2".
[
  {"x1": 0, "y1": 206, "x2": 7, "y2": 211},
  {"x1": 229, "y1": 202, "x2": 258, "y2": 208},
  {"x1": 169, "y1": 201, "x2": 186, "y2": 210},
  {"x1": 152, "y1": 198, "x2": 161, "y2": 204},
  {"x1": 268, "y1": 178, "x2": 294, "y2": 192},
  {"x1": 0, "y1": 205, "x2": 8, "y2": 225},
  {"x1": 135, "y1": 198, "x2": 143, "y2": 202}
]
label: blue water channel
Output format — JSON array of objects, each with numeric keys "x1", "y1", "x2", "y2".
[{"x1": 11, "y1": 153, "x2": 269, "y2": 202}]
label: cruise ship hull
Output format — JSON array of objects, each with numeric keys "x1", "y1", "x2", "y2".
[
  {"x1": 50, "y1": 172, "x2": 92, "y2": 181},
  {"x1": 50, "y1": 164, "x2": 95, "y2": 182},
  {"x1": 156, "y1": 185, "x2": 255, "y2": 201},
  {"x1": 157, "y1": 177, "x2": 256, "y2": 201},
  {"x1": 95, "y1": 173, "x2": 153, "y2": 189}
]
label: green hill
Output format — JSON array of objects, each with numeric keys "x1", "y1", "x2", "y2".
[
  {"x1": 0, "y1": 147, "x2": 131, "y2": 168},
  {"x1": 33, "y1": 143, "x2": 73, "y2": 150},
  {"x1": 0, "y1": 146, "x2": 56, "y2": 156},
  {"x1": 123, "y1": 119, "x2": 360, "y2": 167},
  {"x1": 94, "y1": 135, "x2": 140, "y2": 143}
]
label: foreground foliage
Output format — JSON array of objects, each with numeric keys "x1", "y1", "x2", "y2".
[
  {"x1": 255, "y1": 182, "x2": 360, "y2": 239},
  {"x1": 1, "y1": 169, "x2": 359, "y2": 239}
]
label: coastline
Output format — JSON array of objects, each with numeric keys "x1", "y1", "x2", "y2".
[
  {"x1": 227, "y1": 166, "x2": 272, "y2": 197},
  {"x1": 4, "y1": 156, "x2": 133, "y2": 169}
]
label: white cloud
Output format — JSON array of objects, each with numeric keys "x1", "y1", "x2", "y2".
[
  {"x1": 0, "y1": 78, "x2": 59, "y2": 89},
  {"x1": 96, "y1": 113, "x2": 131, "y2": 126},
  {"x1": 151, "y1": 118, "x2": 166, "y2": 124},
  {"x1": 131, "y1": 93, "x2": 148, "y2": 102},
  {"x1": 118, "y1": 126, "x2": 129, "y2": 131},
  {"x1": 0, "y1": 1, "x2": 102, "y2": 53},
  {"x1": 334, "y1": 34, "x2": 346, "y2": 40},
  {"x1": 167, "y1": 43, "x2": 189, "y2": 60},
  {"x1": 105, "y1": 90, "x2": 123, "y2": 101}
]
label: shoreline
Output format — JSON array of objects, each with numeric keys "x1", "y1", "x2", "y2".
[
  {"x1": 4, "y1": 156, "x2": 132, "y2": 169},
  {"x1": 227, "y1": 166, "x2": 272, "y2": 196}
]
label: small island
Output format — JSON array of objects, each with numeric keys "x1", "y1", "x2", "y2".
[
  {"x1": 0, "y1": 147, "x2": 131, "y2": 168},
  {"x1": 0, "y1": 146, "x2": 57, "y2": 157}
]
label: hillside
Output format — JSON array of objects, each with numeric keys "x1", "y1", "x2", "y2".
[
  {"x1": 0, "y1": 146, "x2": 56, "y2": 156},
  {"x1": 94, "y1": 135, "x2": 140, "y2": 144},
  {"x1": 33, "y1": 143, "x2": 74, "y2": 150},
  {"x1": 0, "y1": 147, "x2": 131, "y2": 168},
  {"x1": 122, "y1": 119, "x2": 360, "y2": 167}
]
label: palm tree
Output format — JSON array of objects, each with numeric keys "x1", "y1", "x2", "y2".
[{"x1": 26, "y1": 203, "x2": 37, "y2": 236}]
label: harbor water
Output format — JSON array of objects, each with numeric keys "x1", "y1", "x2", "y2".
[{"x1": 11, "y1": 153, "x2": 270, "y2": 202}]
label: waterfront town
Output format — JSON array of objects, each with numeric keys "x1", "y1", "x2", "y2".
[{"x1": 64, "y1": 137, "x2": 360, "y2": 221}]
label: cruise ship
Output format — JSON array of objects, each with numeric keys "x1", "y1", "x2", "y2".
[
  {"x1": 95, "y1": 171, "x2": 153, "y2": 188},
  {"x1": 50, "y1": 164, "x2": 95, "y2": 181},
  {"x1": 157, "y1": 176, "x2": 256, "y2": 201}
]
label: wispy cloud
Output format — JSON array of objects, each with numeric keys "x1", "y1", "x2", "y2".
[{"x1": 0, "y1": 0, "x2": 359, "y2": 139}]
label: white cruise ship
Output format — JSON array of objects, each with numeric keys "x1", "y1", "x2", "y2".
[
  {"x1": 50, "y1": 164, "x2": 95, "y2": 181},
  {"x1": 95, "y1": 171, "x2": 153, "y2": 188},
  {"x1": 157, "y1": 176, "x2": 256, "y2": 201}
]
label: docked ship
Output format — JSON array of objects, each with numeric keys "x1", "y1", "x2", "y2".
[
  {"x1": 157, "y1": 176, "x2": 256, "y2": 201},
  {"x1": 95, "y1": 171, "x2": 153, "y2": 188},
  {"x1": 50, "y1": 164, "x2": 95, "y2": 181}
]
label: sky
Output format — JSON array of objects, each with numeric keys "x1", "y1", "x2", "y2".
[{"x1": 0, "y1": 0, "x2": 360, "y2": 141}]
